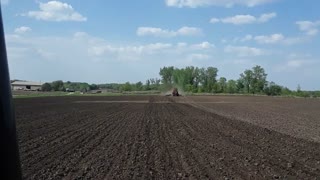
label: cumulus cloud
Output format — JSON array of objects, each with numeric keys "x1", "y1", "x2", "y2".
[
  {"x1": 165, "y1": 0, "x2": 276, "y2": 8},
  {"x1": 209, "y1": 18, "x2": 220, "y2": 24},
  {"x1": 296, "y1": 20, "x2": 320, "y2": 36},
  {"x1": 234, "y1": 33, "x2": 306, "y2": 45},
  {"x1": 1, "y1": 0, "x2": 9, "y2": 5},
  {"x1": 254, "y1": 34, "x2": 285, "y2": 44},
  {"x1": 6, "y1": 31, "x2": 214, "y2": 63},
  {"x1": 188, "y1": 53, "x2": 210, "y2": 60},
  {"x1": 275, "y1": 59, "x2": 318, "y2": 73},
  {"x1": 14, "y1": 26, "x2": 32, "y2": 34},
  {"x1": 224, "y1": 45, "x2": 264, "y2": 57},
  {"x1": 191, "y1": 41, "x2": 215, "y2": 49},
  {"x1": 137, "y1": 26, "x2": 203, "y2": 37},
  {"x1": 287, "y1": 60, "x2": 306, "y2": 68},
  {"x1": 89, "y1": 41, "x2": 214, "y2": 58},
  {"x1": 241, "y1": 35, "x2": 253, "y2": 42},
  {"x1": 88, "y1": 43, "x2": 173, "y2": 57},
  {"x1": 210, "y1": 12, "x2": 276, "y2": 25},
  {"x1": 23, "y1": 1, "x2": 87, "y2": 22}
]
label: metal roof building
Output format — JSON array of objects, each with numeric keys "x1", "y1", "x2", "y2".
[{"x1": 11, "y1": 81, "x2": 43, "y2": 91}]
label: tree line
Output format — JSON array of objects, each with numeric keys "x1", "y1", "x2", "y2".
[
  {"x1": 158, "y1": 65, "x2": 319, "y2": 97},
  {"x1": 158, "y1": 65, "x2": 274, "y2": 94},
  {"x1": 41, "y1": 81, "x2": 96, "y2": 92},
  {"x1": 41, "y1": 65, "x2": 320, "y2": 97}
]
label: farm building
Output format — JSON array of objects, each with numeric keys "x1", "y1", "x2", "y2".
[{"x1": 11, "y1": 81, "x2": 43, "y2": 91}]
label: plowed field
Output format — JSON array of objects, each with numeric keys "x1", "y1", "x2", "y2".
[{"x1": 15, "y1": 96, "x2": 320, "y2": 179}]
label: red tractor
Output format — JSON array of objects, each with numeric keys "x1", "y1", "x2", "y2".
[{"x1": 172, "y1": 88, "x2": 180, "y2": 96}]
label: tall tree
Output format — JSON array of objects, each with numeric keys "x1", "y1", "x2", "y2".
[
  {"x1": 240, "y1": 69, "x2": 253, "y2": 93},
  {"x1": 51, "y1": 80, "x2": 64, "y2": 91},
  {"x1": 41, "y1": 83, "x2": 52, "y2": 92},
  {"x1": 122, "y1": 82, "x2": 132, "y2": 91},
  {"x1": 236, "y1": 79, "x2": 245, "y2": 93},
  {"x1": 264, "y1": 82, "x2": 282, "y2": 96},
  {"x1": 89, "y1": 84, "x2": 98, "y2": 90},
  {"x1": 218, "y1": 77, "x2": 227, "y2": 93},
  {"x1": 135, "y1": 81, "x2": 143, "y2": 91},
  {"x1": 198, "y1": 68, "x2": 207, "y2": 92},
  {"x1": 159, "y1": 66, "x2": 174, "y2": 85},
  {"x1": 226, "y1": 80, "x2": 237, "y2": 94},
  {"x1": 206, "y1": 67, "x2": 218, "y2": 93},
  {"x1": 145, "y1": 79, "x2": 151, "y2": 90},
  {"x1": 252, "y1": 65, "x2": 267, "y2": 93}
]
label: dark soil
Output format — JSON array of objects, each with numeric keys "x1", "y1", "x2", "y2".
[{"x1": 15, "y1": 96, "x2": 320, "y2": 179}]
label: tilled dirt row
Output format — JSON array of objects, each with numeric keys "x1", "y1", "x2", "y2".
[
  {"x1": 178, "y1": 96, "x2": 320, "y2": 143},
  {"x1": 15, "y1": 96, "x2": 320, "y2": 179}
]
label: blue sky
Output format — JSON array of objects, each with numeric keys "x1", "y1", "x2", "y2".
[{"x1": 1, "y1": 0, "x2": 320, "y2": 90}]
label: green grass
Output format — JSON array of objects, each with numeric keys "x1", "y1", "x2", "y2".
[
  {"x1": 13, "y1": 92, "x2": 67, "y2": 98},
  {"x1": 12, "y1": 91, "x2": 162, "y2": 98}
]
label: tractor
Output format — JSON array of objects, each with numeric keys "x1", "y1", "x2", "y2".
[{"x1": 172, "y1": 88, "x2": 180, "y2": 96}]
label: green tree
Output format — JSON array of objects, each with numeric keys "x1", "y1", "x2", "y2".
[
  {"x1": 297, "y1": 84, "x2": 302, "y2": 93},
  {"x1": 198, "y1": 68, "x2": 207, "y2": 92},
  {"x1": 252, "y1": 65, "x2": 268, "y2": 94},
  {"x1": 51, "y1": 80, "x2": 64, "y2": 91},
  {"x1": 239, "y1": 66, "x2": 268, "y2": 94},
  {"x1": 206, "y1": 67, "x2": 218, "y2": 92},
  {"x1": 239, "y1": 69, "x2": 253, "y2": 93},
  {"x1": 145, "y1": 79, "x2": 151, "y2": 90},
  {"x1": 226, "y1": 80, "x2": 237, "y2": 94},
  {"x1": 218, "y1": 77, "x2": 227, "y2": 93},
  {"x1": 155, "y1": 79, "x2": 161, "y2": 90},
  {"x1": 79, "y1": 83, "x2": 90, "y2": 92},
  {"x1": 159, "y1": 66, "x2": 174, "y2": 85},
  {"x1": 170, "y1": 66, "x2": 202, "y2": 92},
  {"x1": 264, "y1": 82, "x2": 282, "y2": 96},
  {"x1": 41, "y1": 83, "x2": 52, "y2": 91},
  {"x1": 281, "y1": 87, "x2": 292, "y2": 96},
  {"x1": 135, "y1": 81, "x2": 143, "y2": 91},
  {"x1": 89, "y1": 84, "x2": 98, "y2": 90},
  {"x1": 122, "y1": 82, "x2": 132, "y2": 91},
  {"x1": 236, "y1": 79, "x2": 245, "y2": 93}
]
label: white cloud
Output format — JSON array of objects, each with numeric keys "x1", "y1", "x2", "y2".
[
  {"x1": 177, "y1": 42, "x2": 188, "y2": 47},
  {"x1": 275, "y1": 59, "x2": 317, "y2": 73},
  {"x1": 1, "y1": 0, "x2": 9, "y2": 5},
  {"x1": 165, "y1": 0, "x2": 276, "y2": 8},
  {"x1": 14, "y1": 26, "x2": 32, "y2": 34},
  {"x1": 137, "y1": 27, "x2": 174, "y2": 37},
  {"x1": 296, "y1": 20, "x2": 320, "y2": 36},
  {"x1": 6, "y1": 32, "x2": 216, "y2": 83},
  {"x1": 241, "y1": 34, "x2": 253, "y2": 42},
  {"x1": 259, "y1": 12, "x2": 277, "y2": 23},
  {"x1": 188, "y1": 53, "x2": 210, "y2": 60},
  {"x1": 73, "y1": 32, "x2": 89, "y2": 38},
  {"x1": 137, "y1": 26, "x2": 202, "y2": 37},
  {"x1": 191, "y1": 41, "x2": 215, "y2": 49},
  {"x1": 254, "y1": 33, "x2": 284, "y2": 44},
  {"x1": 221, "y1": 39, "x2": 228, "y2": 43},
  {"x1": 210, "y1": 18, "x2": 220, "y2": 24},
  {"x1": 23, "y1": 1, "x2": 87, "y2": 22},
  {"x1": 211, "y1": 12, "x2": 276, "y2": 25},
  {"x1": 224, "y1": 45, "x2": 264, "y2": 57},
  {"x1": 221, "y1": 15, "x2": 256, "y2": 25},
  {"x1": 88, "y1": 41, "x2": 214, "y2": 59},
  {"x1": 177, "y1": 26, "x2": 202, "y2": 36},
  {"x1": 287, "y1": 60, "x2": 305, "y2": 68},
  {"x1": 88, "y1": 43, "x2": 173, "y2": 58},
  {"x1": 234, "y1": 33, "x2": 306, "y2": 45}
]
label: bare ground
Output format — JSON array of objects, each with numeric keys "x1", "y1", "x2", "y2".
[{"x1": 15, "y1": 96, "x2": 320, "y2": 179}]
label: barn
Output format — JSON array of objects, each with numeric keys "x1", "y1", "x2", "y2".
[{"x1": 11, "y1": 81, "x2": 43, "y2": 91}]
